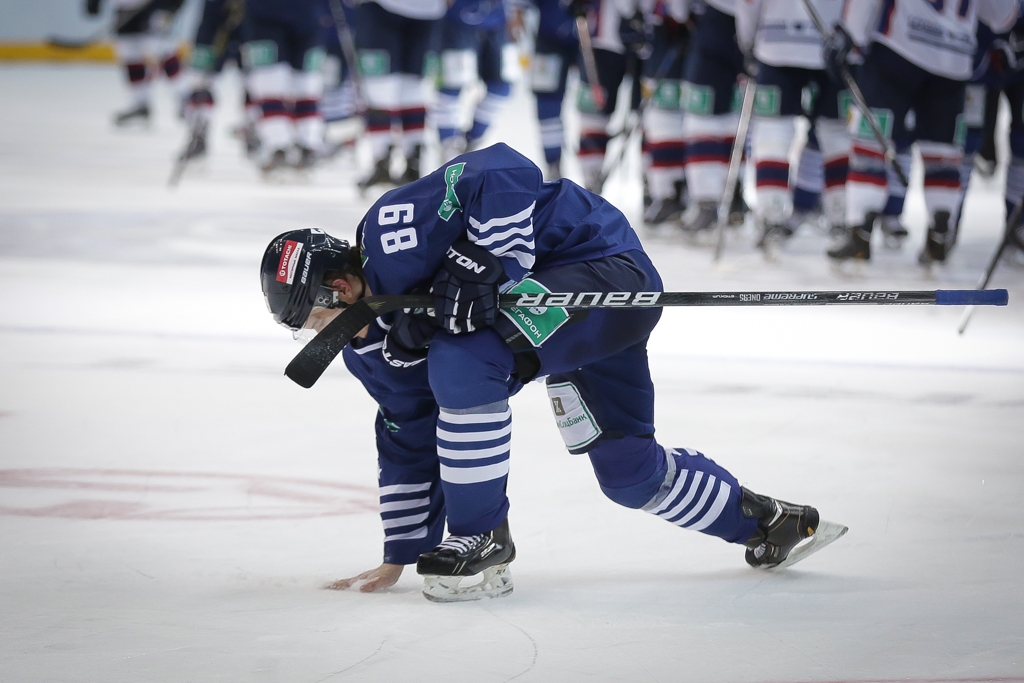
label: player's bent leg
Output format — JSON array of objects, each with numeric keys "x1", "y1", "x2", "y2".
[{"x1": 418, "y1": 331, "x2": 517, "y2": 601}]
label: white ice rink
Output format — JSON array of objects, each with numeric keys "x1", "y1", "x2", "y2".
[{"x1": 1, "y1": 64, "x2": 1023, "y2": 683}]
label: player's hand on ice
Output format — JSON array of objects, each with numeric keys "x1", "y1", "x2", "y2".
[
  {"x1": 324, "y1": 563, "x2": 404, "y2": 593},
  {"x1": 430, "y1": 240, "x2": 506, "y2": 334}
]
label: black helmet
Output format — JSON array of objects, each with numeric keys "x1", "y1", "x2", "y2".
[{"x1": 260, "y1": 228, "x2": 352, "y2": 331}]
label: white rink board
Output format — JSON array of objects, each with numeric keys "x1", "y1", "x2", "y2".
[{"x1": 0, "y1": 64, "x2": 1023, "y2": 683}]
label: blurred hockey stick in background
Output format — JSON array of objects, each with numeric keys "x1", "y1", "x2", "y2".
[
  {"x1": 285, "y1": 288, "x2": 1009, "y2": 388},
  {"x1": 799, "y1": 0, "x2": 909, "y2": 188},
  {"x1": 575, "y1": 14, "x2": 607, "y2": 111},
  {"x1": 712, "y1": 71, "x2": 757, "y2": 263},
  {"x1": 958, "y1": 192, "x2": 1024, "y2": 334},
  {"x1": 47, "y1": 0, "x2": 155, "y2": 49}
]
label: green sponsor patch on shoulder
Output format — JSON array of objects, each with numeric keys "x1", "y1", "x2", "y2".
[
  {"x1": 438, "y1": 162, "x2": 465, "y2": 221},
  {"x1": 501, "y1": 279, "x2": 570, "y2": 348}
]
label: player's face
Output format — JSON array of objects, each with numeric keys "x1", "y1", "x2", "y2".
[
  {"x1": 294, "y1": 305, "x2": 344, "y2": 342},
  {"x1": 292, "y1": 274, "x2": 368, "y2": 342}
]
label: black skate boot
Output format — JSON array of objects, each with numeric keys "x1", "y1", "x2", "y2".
[
  {"x1": 918, "y1": 210, "x2": 954, "y2": 265},
  {"x1": 728, "y1": 181, "x2": 749, "y2": 226},
  {"x1": 358, "y1": 152, "x2": 394, "y2": 192},
  {"x1": 827, "y1": 216, "x2": 873, "y2": 262},
  {"x1": 680, "y1": 200, "x2": 718, "y2": 241},
  {"x1": 397, "y1": 143, "x2": 423, "y2": 185},
  {"x1": 877, "y1": 214, "x2": 909, "y2": 250},
  {"x1": 644, "y1": 196, "x2": 685, "y2": 226},
  {"x1": 416, "y1": 518, "x2": 516, "y2": 602},
  {"x1": 293, "y1": 145, "x2": 318, "y2": 170},
  {"x1": 260, "y1": 148, "x2": 289, "y2": 176},
  {"x1": 114, "y1": 103, "x2": 150, "y2": 127},
  {"x1": 741, "y1": 488, "x2": 847, "y2": 569}
]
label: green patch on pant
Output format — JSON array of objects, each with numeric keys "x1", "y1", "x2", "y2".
[
  {"x1": 358, "y1": 50, "x2": 390, "y2": 77},
  {"x1": 653, "y1": 81, "x2": 682, "y2": 110},
  {"x1": 954, "y1": 114, "x2": 967, "y2": 147},
  {"x1": 754, "y1": 85, "x2": 781, "y2": 117},
  {"x1": 500, "y1": 279, "x2": 570, "y2": 348},
  {"x1": 838, "y1": 90, "x2": 853, "y2": 123},
  {"x1": 682, "y1": 82, "x2": 714, "y2": 115},
  {"x1": 190, "y1": 45, "x2": 215, "y2": 72},
  {"x1": 856, "y1": 108, "x2": 893, "y2": 141},
  {"x1": 242, "y1": 40, "x2": 278, "y2": 68},
  {"x1": 303, "y1": 47, "x2": 326, "y2": 72},
  {"x1": 577, "y1": 85, "x2": 604, "y2": 114}
]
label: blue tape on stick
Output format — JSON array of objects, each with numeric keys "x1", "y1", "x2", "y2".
[{"x1": 936, "y1": 289, "x2": 1009, "y2": 306}]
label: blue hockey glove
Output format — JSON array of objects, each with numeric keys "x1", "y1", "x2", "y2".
[
  {"x1": 822, "y1": 25, "x2": 854, "y2": 85},
  {"x1": 430, "y1": 240, "x2": 506, "y2": 334},
  {"x1": 382, "y1": 310, "x2": 436, "y2": 369}
]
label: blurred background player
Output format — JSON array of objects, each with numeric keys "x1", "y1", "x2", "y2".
[
  {"x1": 354, "y1": 0, "x2": 446, "y2": 191},
  {"x1": 574, "y1": 0, "x2": 648, "y2": 194},
  {"x1": 640, "y1": 0, "x2": 690, "y2": 227},
  {"x1": 825, "y1": 0, "x2": 1018, "y2": 266},
  {"x1": 86, "y1": 0, "x2": 188, "y2": 126},
  {"x1": 179, "y1": 0, "x2": 252, "y2": 162},
  {"x1": 243, "y1": 0, "x2": 327, "y2": 174},
  {"x1": 735, "y1": 0, "x2": 849, "y2": 252},
  {"x1": 435, "y1": 0, "x2": 515, "y2": 163},
  {"x1": 524, "y1": 0, "x2": 580, "y2": 180}
]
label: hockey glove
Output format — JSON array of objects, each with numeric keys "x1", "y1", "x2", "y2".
[
  {"x1": 822, "y1": 25, "x2": 854, "y2": 86},
  {"x1": 430, "y1": 240, "x2": 506, "y2": 335},
  {"x1": 382, "y1": 310, "x2": 436, "y2": 369},
  {"x1": 85, "y1": 0, "x2": 101, "y2": 15}
]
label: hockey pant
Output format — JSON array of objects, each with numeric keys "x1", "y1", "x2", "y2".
[
  {"x1": 425, "y1": 250, "x2": 756, "y2": 546},
  {"x1": 355, "y1": 2, "x2": 438, "y2": 161},
  {"x1": 846, "y1": 44, "x2": 964, "y2": 228},
  {"x1": 681, "y1": 5, "x2": 744, "y2": 203}
]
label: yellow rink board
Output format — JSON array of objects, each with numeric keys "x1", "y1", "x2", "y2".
[{"x1": 0, "y1": 41, "x2": 117, "y2": 62}]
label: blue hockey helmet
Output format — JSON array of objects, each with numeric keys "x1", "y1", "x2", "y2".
[{"x1": 260, "y1": 228, "x2": 353, "y2": 332}]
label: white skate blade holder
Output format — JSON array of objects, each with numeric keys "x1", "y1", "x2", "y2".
[
  {"x1": 421, "y1": 564, "x2": 513, "y2": 603},
  {"x1": 770, "y1": 519, "x2": 849, "y2": 570}
]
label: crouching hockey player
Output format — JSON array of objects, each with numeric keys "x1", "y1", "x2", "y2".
[
  {"x1": 825, "y1": 0, "x2": 1019, "y2": 266},
  {"x1": 259, "y1": 144, "x2": 847, "y2": 602}
]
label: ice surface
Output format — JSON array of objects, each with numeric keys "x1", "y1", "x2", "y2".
[{"x1": 1, "y1": 64, "x2": 1022, "y2": 683}]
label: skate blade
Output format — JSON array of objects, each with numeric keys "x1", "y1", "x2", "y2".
[
  {"x1": 770, "y1": 519, "x2": 848, "y2": 570},
  {"x1": 421, "y1": 564, "x2": 513, "y2": 603}
]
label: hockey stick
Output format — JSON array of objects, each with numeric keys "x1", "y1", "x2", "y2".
[
  {"x1": 326, "y1": 0, "x2": 367, "y2": 113},
  {"x1": 49, "y1": 0, "x2": 160, "y2": 49},
  {"x1": 575, "y1": 14, "x2": 607, "y2": 110},
  {"x1": 596, "y1": 45, "x2": 682, "y2": 192},
  {"x1": 284, "y1": 288, "x2": 1009, "y2": 388},
  {"x1": 712, "y1": 72, "x2": 758, "y2": 263},
  {"x1": 957, "y1": 192, "x2": 1024, "y2": 334},
  {"x1": 798, "y1": 0, "x2": 909, "y2": 188}
]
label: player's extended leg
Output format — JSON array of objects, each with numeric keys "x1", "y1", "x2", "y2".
[
  {"x1": 466, "y1": 28, "x2": 512, "y2": 151},
  {"x1": 291, "y1": 44, "x2": 327, "y2": 168},
  {"x1": 395, "y1": 15, "x2": 438, "y2": 184},
  {"x1": 642, "y1": 27, "x2": 687, "y2": 227},
  {"x1": 244, "y1": 14, "x2": 298, "y2": 174},
  {"x1": 812, "y1": 74, "x2": 851, "y2": 240},
  {"x1": 355, "y1": 1, "x2": 403, "y2": 189},
  {"x1": 829, "y1": 44, "x2": 915, "y2": 263},
  {"x1": 680, "y1": 5, "x2": 744, "y2": 238},
  {"x1": 436, "y1": 17, "x2": 476, "y2": 162},
  {"x1": 914, "y1": 72, "x2": 967, "y2": 266},
  {"x1": 578, "y1": 48, "x2": 627, "y2": 193},
  {"x1": 530, "y1": 36, "x2": 576, "y2": 181},
  {"x1": 113, "y1": 32, "x2": 152, "y2": 125}
]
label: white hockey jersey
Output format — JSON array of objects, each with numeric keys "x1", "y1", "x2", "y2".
[
  {"x1": 368, "y1": 0, "x2": 447, "y2": 21},
  {"x1": 843, "y1": 0, "x2": 1018, "y2": 80},
  {"x1": 735, "y1": 0, "x2": 845, "y2": 69}
]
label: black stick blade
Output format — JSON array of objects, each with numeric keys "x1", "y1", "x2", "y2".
[{"x1": 284, "y1": 299, "x2": 380, "y2": 388}]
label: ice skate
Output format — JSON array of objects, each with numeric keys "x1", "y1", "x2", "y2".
[
  {"x1": 293, "y1": 145, "x2": 319, "y2": 171},
  {"x1": 260, "y1": 148, "x2": 289, "y2": 177},
  {"x1": 741, "y1": 487, "x2": 847, "y2": 570},
  {"x1": 416, "y1": 518, "x2": 516, "y2": 603},
  {"x1": 755, "y1": 220, "x2": 795, "y2": 260},
  {"x1": 397, "y1": 144, "x2": 423, "y2": 186},
  {"x1": 827, "y1": 217, "x2": 872, "y2": 263},
  {"x1": 728, "y1": 183, "x2": 749, "y2": 226},
  {"x1": 679, "y1": 200, "x2": 718, "y2": 244},
  {"x1": 644, "y1": 196, "x2": 685, "y2": 227},
  {"x1": 114, "y1": 103, "x2": 150, "y2": 127},
  {"x1": 358, "y1": 154, "x2": 394, "y2": 194},
  {"x1": 877, "y1": 214, "x2": 909, "y2": 250},
  {"x1": 918, "y1": 210, "x2": 954, "y2": 266}
]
